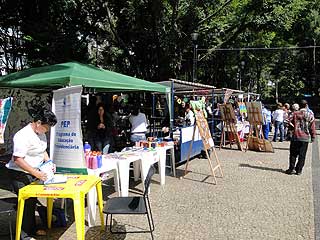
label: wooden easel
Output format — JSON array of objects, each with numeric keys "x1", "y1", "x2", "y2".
[
  {"x1": 183, "y1": 110, "x2": 223, "y2": 184},
  {"x1": 219, "y1": 104, "x2": 243, "y2": 151},
  {"x1": 245, "y1": 102, "x2": 266, "y2": 151}
]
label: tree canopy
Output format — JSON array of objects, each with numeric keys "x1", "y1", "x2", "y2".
[{"x1": 1, "y1": 0, "x2": 319, "y2": 103}]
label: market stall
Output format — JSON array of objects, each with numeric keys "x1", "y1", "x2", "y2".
[
  {"x1": 0, "y1": 61, "x2": 169, "y2": 173},
  {"x1": 211, "y1": 88, "x2": 244, "y2": 145},
  {"x1": 155, "y1": 78, "x2": 216, "y2": 164},
  {"x1": 245, "y1": 92, "x2": 261, "y2": 102},
  {"x1": 212, "y1": 88, "x2": 262, "y2": 149}
]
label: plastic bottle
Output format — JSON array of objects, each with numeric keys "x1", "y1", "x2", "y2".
[
  {"x1": 91, "y1": 155, "x2": 98, "y2": 169},
  {"x1": 85, "y1": 154, "x2": 91, "y2": 168},
  {"x1": 97, "y1": 154, "x2": 102, "y2": 168},
  {"x1": 102, "y1": 144, "x2": 110, "y2": 154},
  {"x1": 84, "y1": 141, "x2": 91, "y2": 154}
]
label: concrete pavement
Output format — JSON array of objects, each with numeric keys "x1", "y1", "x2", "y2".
[{"x1": 1, "y1": 132, "x2": 319, "y2": 239}]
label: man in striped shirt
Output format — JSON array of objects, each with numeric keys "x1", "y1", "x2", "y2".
[{"x1": 285, "y1": 100, "x2": 316, "y2": 175}]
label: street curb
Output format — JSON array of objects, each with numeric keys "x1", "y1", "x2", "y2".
[{"x1": 312, "y1": 131, "x2": 320, "y2": 240}]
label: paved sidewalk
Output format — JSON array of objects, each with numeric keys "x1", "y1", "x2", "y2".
[{"x1": 0, "y1": 135, "x2": 318, "y2": 239}]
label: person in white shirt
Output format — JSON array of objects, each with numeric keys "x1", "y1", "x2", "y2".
[
  {"x1": 272, "y1": 102, "x2": 285, "y2": 142},
  {"x1": 129, "y1": 107, "x2": 148, "y2": 143},
  {"x1": 6, "y1": 107, "x2": 57, "y2": 239},
  {"x1": 185, "y1": 103, "x2": 195, "y2": 126},
  {"x1": 261, "y1": 104, "x2": 272, "y2": 139}
]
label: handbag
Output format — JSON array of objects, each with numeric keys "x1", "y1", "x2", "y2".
[{"x1": 248, "y1": 136, "x2": 274, "y2": 152}]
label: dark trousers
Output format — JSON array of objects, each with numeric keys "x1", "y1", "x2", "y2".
[
  {"x1": 8, "y1": 169, "x2": 37, "y2": 239},
  {"x1": 94, "y1": 136, "x2": 114, "y2": 152},
  {"x1": 88, "y1": 131, "x2": 114, "y2": 153},
  {"x1": 289, "y1": 141, "x2": 309, "y2": 173}
]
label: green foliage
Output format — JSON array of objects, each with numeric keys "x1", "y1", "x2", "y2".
[{"x1": 0, "y1": 0, "x2": 319, "y2": 102}]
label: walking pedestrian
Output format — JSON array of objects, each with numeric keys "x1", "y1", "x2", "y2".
[
  {"x1": 286, "y1": 103, "x2": 299, "y2": 140},
  {"x1": 262, "y1": 103, "x2": 272, "y2": 139},
  {"x1": 285, "y1": 100, "x2": 316, "y2": 175},
  {"x1": 272, "y1": 102, "x2": 285, "y2": 142}
]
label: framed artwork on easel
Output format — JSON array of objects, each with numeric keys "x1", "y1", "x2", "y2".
[
  {"x1": 245, "y1": 101, "x2": 273, "y2": 152},
  {"x1": 183, "y1": 110, "x2": 223, "y2": 185},
  {"x1": 218, "y1": 104, "x2": 243, "y2": 151},
  {"x1": 245, "y1": 101, "x2": 263, "y2": 125},
  {"x1": 219, "y1": 103, "x2": 236, "y2": 122}
]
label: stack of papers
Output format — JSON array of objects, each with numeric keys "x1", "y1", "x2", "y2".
[
  {"x1": 39, "y1": 160, "x2": 67, "y2": 185},
  {"x1": 44, "y1": 175, "x2": 68, "y2": 185}
]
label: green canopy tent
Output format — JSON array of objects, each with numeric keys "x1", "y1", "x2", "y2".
[
  {"x1": 0, "y1": 62, "x2": 170, "y2": 174},
  {"x1": 0, "y1": 62, "x2": 169, "y2": 93}
]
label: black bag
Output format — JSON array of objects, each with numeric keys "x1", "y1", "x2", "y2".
[{"x1": 37, "y1": 205, "x2": 67, "y2": 227}]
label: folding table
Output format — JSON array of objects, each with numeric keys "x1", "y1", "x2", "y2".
[{"x1": 15, "y1": 175, "x2": 104, "y2": 240}]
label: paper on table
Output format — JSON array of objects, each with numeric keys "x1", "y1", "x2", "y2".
[
  {"x1": 38, "y1": 160, "x2": 67, "y2": 184},
  {"x1": 45, "y1": 175, "x2": 68, "y2": 184}
]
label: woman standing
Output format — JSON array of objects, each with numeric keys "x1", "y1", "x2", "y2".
[
  {"x1": 272, "y1": 102, "x2": 285, "y2": 142},
  {"x1": 6, "y1": 107, "x2": 57, "y2": 240},
  {"x1": 92, "y1": 103, "x2": 114, "y2": 152},
  {"x1": 129, "y1": 106, "x2": 148, "y2": 143}
]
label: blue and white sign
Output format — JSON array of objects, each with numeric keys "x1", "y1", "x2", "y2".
[{"x1": 50, "y1": 86, "x2": 87, "y2": 174}]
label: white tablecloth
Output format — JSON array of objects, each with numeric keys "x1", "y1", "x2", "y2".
[{"x1": 86, "y1": 146, "x2": 174, "y2": 226}]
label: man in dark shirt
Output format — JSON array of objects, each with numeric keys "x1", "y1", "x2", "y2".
[{"x1": 285, "y1": 100, "x2": 316, "y2": 175}]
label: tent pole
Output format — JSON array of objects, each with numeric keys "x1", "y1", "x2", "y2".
[
  {"x1": 211, "y1": 89, "x2": 215, "y2": 138},
  {"x1": 170, "y1": 80, "x2": 175, "y2": 139}
]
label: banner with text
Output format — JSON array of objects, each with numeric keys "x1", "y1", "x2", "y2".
[
  {"x1": 50, "y1": 86, "x2": 86, "y2": 174},
  {"x1": 0, "y1": 97, "x2": 13, "y2": 144}
]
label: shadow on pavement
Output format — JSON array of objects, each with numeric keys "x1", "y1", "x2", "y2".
[
  {"x1": 182, "y1": 176, "x2": 217, "y2": 185},
  {"x1": 86, "y1": 219, "x2": 134, "y2": 240},
  {"x1": 272, "y1": 147, "x2": 290, "y2": 151},
  {"x1": 175, "y1": 169, "x2": 186, "y2": 178},
  {"x1": 239, "y1": 163, "x2": 284, "y2": 173},
  {"x1": 178, "y1": 169, "x2": 222, "y2": 185}
]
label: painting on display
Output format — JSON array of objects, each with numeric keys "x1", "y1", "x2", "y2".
[
  {"x1": 0, "y1": 97, "x2": 13, "y2": 144},
  {"x1": 238, "y1": 102, "x2": 247, "y2": 116},
  {"x1": 219, "y1": 103, "x2": 236, "y2": 122},
  {"x1": 190, "y1": 100, "x2": 208, "y2": 118},
  {"x1": 194, "y1": 110, "x2": 214, "y2": 149},
  {"x1": 245, "y1": 101, "x2": 263, "y2": 124}
]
